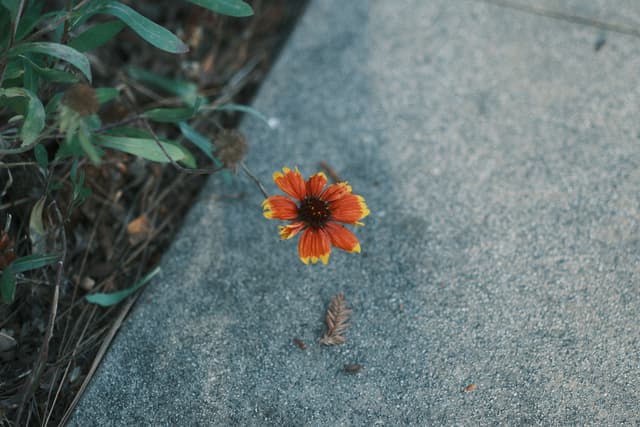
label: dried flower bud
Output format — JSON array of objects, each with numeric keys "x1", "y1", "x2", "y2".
[
  {"x1": 215, "y1": 129, "x2": 247, "y2": 172},
  {"x1": 63, "y1": 83, "x2": 99, "y2": 116}
]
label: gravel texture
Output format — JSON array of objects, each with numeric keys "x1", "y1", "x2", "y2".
[{"x1": 72, "y1": 1, "x2": 640, "y2": 425}]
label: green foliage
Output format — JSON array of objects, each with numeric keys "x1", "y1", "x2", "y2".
[
  {"x1": 1, "y1": 254, "x2": 59, "y2": 303},
  {"x1": 0, "y1": 0, "x2": 254, "y2": 304},
  {"x1": 94, "y1": 134, "x2": 188, "y2": 163},
  {"x1": 97, "y1": 2, "x2": 189, "y2": 54},
  {"x1": 68, "y1": 20, "x2": 125, "y2": 52},
  {"x1": 127, "y1": 66, "x2": 200, "y2": 106},
  {"x1": 0, "y1": 87, "x2": 46, "y2": 145},
  {"x1": 187, "y1": 0, "x2": 253, "y2": 17},
  {"x1": 9, "y1": 42, "x2": 92, "y2": 81},
  {"x1": 85, "y1": 266, "x2": 160, "y2": 306}
]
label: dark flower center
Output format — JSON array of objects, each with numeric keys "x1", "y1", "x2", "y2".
[{"x1": 298, "y1": 197, "x2": 331, "y2": 228}]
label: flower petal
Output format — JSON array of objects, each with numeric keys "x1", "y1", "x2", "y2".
[
  {"x1": 306, "y1": 172, "x2": 328, "y2": 197},
  {"x1": 273, "y1": 167, "x2": 307, "y2": 200},
  {"x1": 298, "y1": 227, "x2": 331, "y2": 265},
  {"x1": 278, "y1": 221, "x2": 306, "y2": 240},
  {"x1": 329, "y1": 194, "x2": 370, "y2": 224},
  {"x1": 321, "y1": 181, "x2": 352, "y2": 202},
  {"x1": 262, "y1": 196, "x2": 298, "y2": 220},
  {"x1": 325, "y1": 222, "x2": 361, "y2": 253}
]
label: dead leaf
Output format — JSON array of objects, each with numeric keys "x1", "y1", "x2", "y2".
[
  {"x1": 344, "y1": 363, "x2": 363, "y2": 374},
  {"x1": 127, "y1": 214, "x2": 152, "y2": 245},
  {"x1": 464, "y1": 384, "x2": 478, "y2": 392},
  {"x1": 293, "y1": 338, "x2": 306, "y2": 350}
]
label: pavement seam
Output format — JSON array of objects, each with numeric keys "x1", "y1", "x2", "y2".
[{"x1": 475, "y1": 0, "x2": 640, "y2": 38}]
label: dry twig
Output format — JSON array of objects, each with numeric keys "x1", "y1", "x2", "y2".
[{"x1": 319, "y1": 293, "x2": 351, "y2": 345}]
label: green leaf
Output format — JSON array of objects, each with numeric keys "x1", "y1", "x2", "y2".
[
  {"x1": 14, "y1": 1, "x2": 47, "y2": 42},
  {"x1": 85, "y1": 266, "x2": 160, "y2": 306},
  {"x1": 143, "y1": 107, "x2": 196, "y2": 123},
  {"x1": 22, "y1": 56, "x2": 39, "y2": 93},
  {"x1": 9, "y1": 42, "x2": 92, "y2": 82},
  {"x1": 95, "y1": 87, "x2": 119, "y2": 104},
  {"x1": 1, "y1": 0, "x2": 19, "y2": 21},
  {"x1": 11, "y1": 253, "x2": 59, "y2": 273},
  {"x1": 1, "y1": 269, "x2": 16, "y2": 304},
  {"x1": 98, "y1": 2, "x2": 188, "y2": 54},
  {"x1": 29, "y1": 196, "x2": 46, "y2": 243},
  {"x1": 127, "y1": 66, "x2": 198, "y2": 105},
  {"x1": 3, "y1": 58, "x2": 23, "y2": 80},
  {"x1": 78, "y1": 125, "x2": 102, "y2": 164},
  {"x1": 20, "y1": 55, "x2": 79, "y2": 83},
  {"x1": 95, "y1": 135, "x2": 186, "y2": 163},
  {"x1": 178, "y1": 122, "x2": 216, "y2": 162},
  {"x1": 68, "y1": 20, "x2": 125, "y2": 52},
  {"x1": 187, "y1": 0, "x2": 253, "y2": 17},
  {"x1": 34, "y1": 144, "x2": 48, "y2": 170},
  {"x1": 0, "y1": 88, "x2": 45, "y2": 146},
  {"x1": 0, "y1": 13, "x2": 9, "y2": 53},
  {"x1": 212, "y1": 103, "x2": 271, "y2": 126},
  {"x1": 104, "y1": 126, "x2": 151, "y2": 138},
  {"x1": 177, "y1": 144, "x2": 197, "y2": 169}
]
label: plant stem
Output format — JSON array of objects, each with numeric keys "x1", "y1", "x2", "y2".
[{"x1": 240, "y1": 161, "x2": 268, "y2": 199}]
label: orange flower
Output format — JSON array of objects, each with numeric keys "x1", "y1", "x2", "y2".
[{"x1": 263, "y1": 167, "x2": 370, "y2": 265}]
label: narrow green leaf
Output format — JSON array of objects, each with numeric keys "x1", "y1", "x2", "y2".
[
  {"x1": 85, "y1": 267, "x2": 160, "y2": 307},
  {"x1": 127, "y1": 66, "x2": 197, "y2": 105},
  {"x1": 22, "y1": 57, "x2": 39, "y2": 93},
  {"x1": 29, "y1": 196, "x2": 46, "y2": 244},
  {"x1": 3, "y1": 59, "x2": 23, "y2": 81},
  {"x1": 0, "y1": 88, "x2": 45, "y2": 146},
  {"x1": 94, "y1": 135, "x2": 186, "y2": 163},
  {"x1": 143, "y1": 107, "x2": 195, "y2": 123},
  {"x1": 98, "y1": 2, "x2": 188, "y2": 54},
  {"x1": 177, "y1": 144, "x2": 197, "y2": 169},
  {"x1": 11, "y1": 253, "x2": 59, "y2": 273},
  {"x1": 0, "y1": 12, "x2": 9, "y2": 53},
  {"x1": 178, "y1": 122, "x2": 216, "y2": 162},
  {"x1": 1, "y1": 0, "x2": 19, "y2": 21},
  {"x1": 105, "y1": 126, "x2": 151, "y2": 138},
  {"x1": 95, "y1": 87, "x2": 119, "y2": 104},
  {"x1": 1, "y1": 269, "x2": 16, "y2": 304},
  {"x1": 68, "y1": 20, "x2": 125, "y2": 52},
  {"x1": 20, "y1": 55, "x2": 79, "y2": 83},
  {"x1": 34, "y1": 144, "x2": 48, "y2": 170},
  {"x1": 9, "y1": 42, "x2": 92, "y2": 82},
  {"x1": 78, "y1": 125, "x2": 102, "y2": 164},
  {"x1": 14, "y1": 1, "x2": 47, "y2": 42},
  {"x1": 187, "y1": 0, "x2": 253, "y2": 17},
  {"x1": 212, "y1": 103, "x2": 270, "y2": 125},
  {"x1": 45, "y1": 93, "x2": 63, "y2": 115}
]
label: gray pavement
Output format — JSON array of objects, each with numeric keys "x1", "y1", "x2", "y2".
[{"x1": 72, "y1": 1, "x2": 640, "y2": 425}]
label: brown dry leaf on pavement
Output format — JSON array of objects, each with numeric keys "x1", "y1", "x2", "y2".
[{"x1": 320, "y1": 293, "x2": 352, "y2": 345}]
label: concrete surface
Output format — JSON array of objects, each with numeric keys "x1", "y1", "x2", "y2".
[{"x1": 72, "y1": 0, "x2": 640, "y2": 425}]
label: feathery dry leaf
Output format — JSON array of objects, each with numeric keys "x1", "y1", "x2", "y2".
[{"x1": 320, "y1": 293, "x2": 351, "y2": 345}]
